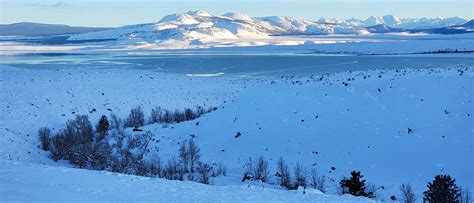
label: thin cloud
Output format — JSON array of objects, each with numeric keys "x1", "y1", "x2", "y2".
[{"x1": 25, "y1": 2, "x2": 68, "y2": 8}]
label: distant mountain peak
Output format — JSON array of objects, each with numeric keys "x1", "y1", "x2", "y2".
[
  {"x1": 223, "y1": 12, "x2": 253, "y2": 21},
  {"x1": 65, "y1": 11, "x2": 470, "y2": 47},
  {"x1": 186, "y1": 10, "x2": 212, "y2": 17}
]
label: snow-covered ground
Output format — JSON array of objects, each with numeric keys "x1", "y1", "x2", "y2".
[
  {"x1": 1, "y1": 62, "x2": 472, "y2": 202},
  {"x1": 0, "y1": 64, "x2": 250, "y2": 164},
  {"x1": 0, "y1": 159, "x2": 374, "y2": 202}
]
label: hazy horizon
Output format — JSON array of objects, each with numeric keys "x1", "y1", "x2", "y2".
[{"x1": 1, "y1": 0, "x2": 472, "y2": 27}]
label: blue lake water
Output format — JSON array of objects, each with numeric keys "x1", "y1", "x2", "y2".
[{"x1": 1, "y1": 52, "x2": 473, "y2": 77}]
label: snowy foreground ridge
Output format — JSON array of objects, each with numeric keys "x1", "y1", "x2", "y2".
[
  {"x1": 0, "y1": 160, "x2": 373, "y2": 202},
  {"x1": 0, "y1": 64, "x2": 472, "y2": 202}
]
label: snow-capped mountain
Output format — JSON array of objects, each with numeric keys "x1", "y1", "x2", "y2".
[
  {"x1": 330, "y1": 15, "x2": 466, "y2": 29},
  {"x1": 68, "y1": 11, "x2": 469, "y2": 49},
  {"x1": 365, "y1": 24, "x2": 405, "y2": 33},
  {"x1": 389, "y1": 16, "x2": 466, "y2": 29},
  {"x1": 69, "y1": 10, "x2": 367, "y2": 44},
  {"x1": 317, "y1": 15, "x2": 466, "y2": 29}
]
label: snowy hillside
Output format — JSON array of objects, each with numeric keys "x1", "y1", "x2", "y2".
[
  {"x1": 0, "y1": 160, "x2": 374, "y2": 202},
  {"x1": 1, "y1": 63, "x2": 472, "y2": 202}
]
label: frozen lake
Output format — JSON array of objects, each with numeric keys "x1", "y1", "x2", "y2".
[{"x1": 1, "y1": 52, "x2": 473, "y2": 77}]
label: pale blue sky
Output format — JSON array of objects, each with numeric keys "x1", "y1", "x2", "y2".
[{"x1": 1, "y1": 0, "x2": 472, "y2": 27}]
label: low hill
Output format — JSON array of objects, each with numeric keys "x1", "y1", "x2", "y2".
[{"x1": 0, "y1": 22, "x2": 111, "y2": 36}]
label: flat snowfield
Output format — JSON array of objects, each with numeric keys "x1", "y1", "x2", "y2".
[{"x1": 0, "y1": 64, "x2": 473, "y2": 202}]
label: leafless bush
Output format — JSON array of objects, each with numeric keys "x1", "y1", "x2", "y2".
[
  {"x1": 187, "y1": 139, "x2": 200, "y2": 173},
  {"x1": 149, "y1": 158, "x2": 162, "y2": 178},
  {"x1": 255, "y1": 156, "x2": 270, "y2": 182},
  {"x1": 64, "y1": 115, "x2": 94, "y2": 168},
  {"x1": 109, "y1": 113, "x2": 122, "y2": 130},
  {"x1": 179, "y1": 141, "x2": 189, "y2": 173},
  {"x1": 187, "y1": 172, "x2": 195, "y2": 181},
  {"x1": 49, "y1": 131, "x2": 66, "y2": 161},
  {"x1": 400, "y1": 183, "x2": 416, "y2": 203},
  {"x1": 174, "y1": 109, "x2": 186, "y2": 123},
  {"x1": 242, "y1": 157, "x2": 254, "y2": 182},
  {"x1": 212, "y1": 162, "x2": 227, "y2": 177},
  {"x1": 310, "y1": 168, "x2": 326, "y2": 193},
  {"x1": 276, "y1": 156, "x2": 291, "y2": 189},
  {"x1": 124, "y1": 106, "x2": 145, "y2": 128},
  {"x1": 197, "y1": 162, "x2": 212, "y2": 184},
  {"x1": 38, "y1": 127, "x2": 51, "y2": 151},
  {"x1": 149, "y1": 106, "x2": 162, "y2": 124},
  {"x1": 184, "y1": 108, "x2": 195, "y2": 120},
  {"x1": 148, "y1": 105, "x2": 216, "y2": 124},
  {"x1": 366, "y1": 183, "x2": 378, "y2": 199},
  {"x1": 294, "y1": 162, "x2": 306, "y2": 188},
  {"x1": 163, "y1": 157, "x2": 184, "y2": 181}
]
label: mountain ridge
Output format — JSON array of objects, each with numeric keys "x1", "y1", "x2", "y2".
[{"x1": 0, "y1": 22, "x2": 111, "y2": 36}]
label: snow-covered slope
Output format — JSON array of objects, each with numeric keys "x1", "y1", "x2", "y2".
[
  {"x1": 1, "y1": 63, "x2": 472, "y2": 202},
  {"x1": 143, "y1": 67, "x2": 473, "y2": 201},
  {"x1": 0, "y1": 160, "x2": 374, "y2": 202}
]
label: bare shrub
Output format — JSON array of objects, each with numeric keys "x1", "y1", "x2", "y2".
[
  {"x1": 294, "y1": 162, "x2": 306, "y2": 188},
  {"x1": 187, "y1": 139, "x2": 200, "y2": 173},
  {"x1": 255, "y1": 156, "x2": 270, "y2": 182},
  {"x1": 38, "y1": 127, "x2": 51, "y2": 151},
  {"x1": 163, "y1": 157, "x2": 184, "y2": 180},
  {"x1": 64, "y1": 115, "x2": 94, "y2": 168},
  {"x1": 276, "y1": 156, "x2": 291, "y2": 189},
  {"x1": 110, "y1": 113, "x2": 122, "y2": 130},
  {"x1": 366, "y1": 183, "x2": 378, "y2": 199},
  {"x1": 179, "y1": 141, "x2": 189, "y2": 173},
  {"x1": 400, "y1": 183, "x2": 416, "y2": 203},
  {"x1": 174, "y1": 109, "x2": 185, "y2": 123},
  {"x1": 212, "y1": 162, "x2": 227, "y2": 177},
  {"x1": 149, "y1": 106, "x2": 162, "y2": 124},
  {"x1": 149, "y1": 158, "x2": 162, "y2": 178},
  {"x1": 197, "y1": 162, "x2": 212, "y2": 184},
  {"x1": 184, "y1": 108, "x2": 195, "y2": 120},
  {"x1": 50, "y1": 131, "x2": 67, "y2": 161},
  {"x1": 242, "y1": 157, "x2": 253, "y2": 182},
  {"x1": 124, "y1": 106, "x2": 145, "y2": 128},
  {"x1": 310, "y1": 168, "x2": 326, "y2": 193}
]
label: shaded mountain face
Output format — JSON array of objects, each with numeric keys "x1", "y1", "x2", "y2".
[
  {"x1": 416, "y1": 19, "x2": 474, "y2": 34},
  {"x1": 0, "y1": 22, "x2": 112, "y2": 36},
  {"x1": 461, "y1": 20, "x2": 474, "y2": 29},
  {"x1": 365, "y1": 24, "x2": 406, "y2": 33}
]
